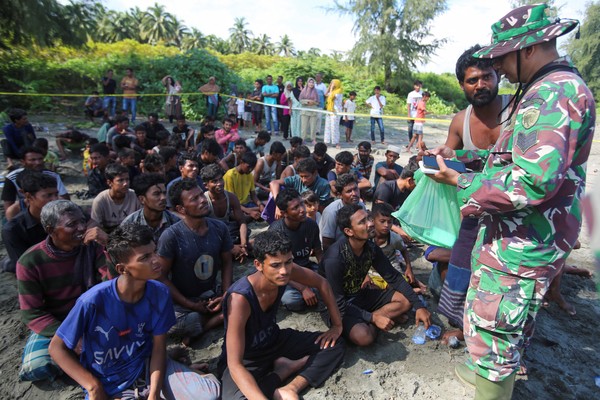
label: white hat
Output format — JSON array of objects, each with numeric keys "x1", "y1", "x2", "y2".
[{"x1": 386, "y1": 145, "x2": 402, "y2": 155}]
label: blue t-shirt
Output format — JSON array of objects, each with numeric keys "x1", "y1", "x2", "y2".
[
  {"x1": 261, "y1": 84, "x2": 279, "y2": 106},
  {"x1": 283, "y1": 175, "x2": 331, "y2": 203},
  {"x1": 157, "y1": 219, "x2": 233, "y2": 298},
  {"x1": 327, "y1": 168, "x2": 365, "y2": 183},
  {"x1": 374, "y1": 161, "x2": 403, "y2": 187},
  {"x1": 56, "y1": 279, "x2": 176, "y2": 398}
]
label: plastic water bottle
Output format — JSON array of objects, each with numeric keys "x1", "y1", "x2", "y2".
[
  {"x1": 448, "y1": 336, "x2": 460, "y2": 349},
  {"x1": 412, "y1": 324, "x2": 427, "y2": 345}
]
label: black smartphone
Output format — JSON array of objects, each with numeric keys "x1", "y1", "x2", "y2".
[{"x1": 422, "y1": 156, "x2": 467, "y2": 173}]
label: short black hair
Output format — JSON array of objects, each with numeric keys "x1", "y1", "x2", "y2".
[
  {"x1": 374, "y1": 86, "x2": 381, "y2": 91},
  {"x1": 169, "y1": 178, "x2": 199, "y2": 208},
  {"x1": 113, "y1": 135, "x2": 131, "y2": 149},
  {"x1": 159, "y1": 146, "x2": 178, "y2": 164},
  {"x1": 32, "y1": 138, "x2": 48, "y2": 149},
  {"x1": 156, "y1": 130, "x2": 170, "y2": 142},
  {"x1": 223, "y1": 117, "x2": 235, "y2": 125},
  {"x1": 8, "y1": 108, "x2": 27, "y2": 123},
  {"x1": 240, "y1": 151, "x2": 257, "y2": 168},
  {"x1": 201, "y1": 138, "x2": 221, "y2": 156},
  {"x1": 270, "y1": 141, "x2": 286, "y2": 155},
  {"x1": 414, "y1": 80, "x2": 423, "y2": 86},
  {"x1": 167, "y1": 133, "x2": 184, "y2": 151},
  {"x1": 334, "y1": 173, "x2": 357, "y2": 194},
  {"x1": 107, "y1": 223, "x2": 155, "y2": 265},
  {"x1": 372, "y1": 202, "x2": 393, "y2": 219},
  {"x1": 177, "y1": 152, "x2": 198, "y2": 168},
  {"x1": 117, "y1": 147, "x2": 134, "y2": 159},
  {"x1": 21, "y1": 146, "x2": 44, "y2": 159},
  {"x1": 105, "y1": 163, "x2": 129, "y2": 181},
  {"x1": 90, "y1": 143, "x2": 110, "y2": 157},
  {"x1": 200, "y1": 163, "x2": 224, "y2": 182},
  {"x1": 115, "y1": 115, "x2": 129, "y2": 125},
  {"x1": 314, "y1": 142, "x2": 328, "y2": 157},
  {"x1": 18, "y1": 170, "x2": 57, "y2": 195},
  {"x1": 455, "y1": 45, "x2": 496, "y2": 83},
  {"x1": 134, "y1": 124, "x2": 147, "y2": 133},
  {"x1": 301, "y1": 190, "x2": 318, "y2": 204},
  {"x1": 357, "y1": 141, "x2": 371, "y2": 151},
  {"x1": 290, "y1": 137, "x2": 303, "y2": 147},
  {"x1": 275, "y1": 187, "x2": 301, "y2": 212},
  {"x1": 336, "y1": 203, "x2": 364, "y2": 234},
  {"x1": 256, "y1": 131, "x2": 271, "y2": 142},
  {"x1": 349, "y1": 91, "x2": 357, "y2": 96},
  {"x1": 143, "y1": 154, "x2": 164, "y2": 173},
  {"x1": 293, "y1": 145, "x2": 311, "y2": 160},
  {"x1": 296, "y1": 157, "x2": 317, "y2": 174},
  {"x1": 399, "y1": 169, "x2": 415, "y2": 180},
  {"x1": 422, "y1": 91, "x2": 431, "y2": 98},
  {"x1": 148, "y1": 112, "x2": 159, "y2": 119},
  {"x1": 132, "y1": 173, "x2": 165, "y2": 197},
  {"x1": 253, "y1": 230, "x2": 292, "y2": 263},
  {"x1": 335, "y1": 151, "x2": 353, "y2": 166},
  {"x1": 234, "y1": 138, "x2": 247, "y2": 148},
  {"x1": 176, "y1": 114, "x2": 186, "y2": 121}
]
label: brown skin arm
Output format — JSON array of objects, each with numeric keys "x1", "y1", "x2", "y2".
[
  {"x1": 157, "y1": 256, "x2": 207, "y2": 313},
  {"x1": 445, "y1": 110, "x2": 465, "y2": 150},
  {"x1": 357, "y1": 177, "x2": 371, "y2": 190},
  {"x1": 147, "y1": 334, "x2": 168, "y2": 400},
  {"x1": 226, "y1": 294, "x2": 269, "y2": 400},
  {"x1": 219, "y1": 154, "x2": 234, "y2": 172},
  {"x1": 253, "y1": 158, "x2": 270, "y2": 192},
  {"x1": 376, "y1": 166, "x2": 400, "y2": 181},
  {"x1": 49, "y1": 336, "x2": 108, "y2": 400},
  {"x1": 321, "y1": 237, "x2": 335, "y2": 252}
]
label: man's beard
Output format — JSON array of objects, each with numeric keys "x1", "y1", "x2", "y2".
[{"x1": 466, "y1": 86, "x2": 499, "y2": 107}]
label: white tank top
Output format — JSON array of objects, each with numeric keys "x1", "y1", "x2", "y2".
[{"x1": 462, "y1": 95, "x2": 510, "y2": 150}]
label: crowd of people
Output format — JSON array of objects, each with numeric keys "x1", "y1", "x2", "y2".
[{"x1": 0, "y1": 4, "x2": 597, "y2": 400}]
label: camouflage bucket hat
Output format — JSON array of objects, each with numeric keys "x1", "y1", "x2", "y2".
[{"x1": 474, "y1": 3, "x2": 578, "y2": 59}]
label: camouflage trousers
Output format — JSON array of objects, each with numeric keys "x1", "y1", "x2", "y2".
[{"x1": 463, "y1": 262, "x2": 549, "y2": 382}]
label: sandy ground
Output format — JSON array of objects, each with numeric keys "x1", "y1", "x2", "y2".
[{"x1": 0, "y1": 114, "x2": 598, "y2": 399}]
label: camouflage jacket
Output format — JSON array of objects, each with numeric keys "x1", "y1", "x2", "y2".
[{"x1": 455, "y1": 58, "x2": 596, "y2": 279}]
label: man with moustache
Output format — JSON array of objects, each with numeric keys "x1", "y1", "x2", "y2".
[
  {"x1": 157, "y1": 179, "x2": 233, "y2": 345},
  {"x1": 429, "y1": 4, "x2": 594, "y2": 398}
]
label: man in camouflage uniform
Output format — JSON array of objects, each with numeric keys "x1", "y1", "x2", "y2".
[{"x1": 429, "y1": 4, "x2": 595, "y2": 399}]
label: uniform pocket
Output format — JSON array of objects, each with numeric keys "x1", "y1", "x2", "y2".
[{"x1": 469, "y1": 267, "x2": 535, "y2": 335}]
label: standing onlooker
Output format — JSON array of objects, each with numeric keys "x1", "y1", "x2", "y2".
[
  {"x1": 324, "y1": 79, "x2": 343, "y2": 149},
  {"x1": 262, "y1": 75, "x2": 280, "y2": 135},
  {"x1": 406, "y1": 92, "x2": 430, "y2": 153},
  {"x1": 279, "y1": 82, "x2": 293, "y2": 139},
  {"x1": 235, "y1": 93, "x2": 246, "y2": 128},
  {"x1": 249, "y1": 79, "x2": 263, "y2": 132},
  {"x1": 343, "y1": 91, "x2": 357, "y2": 143},
  {"x1": 1, "y1": 108, "x2": 36, "y2": 171},
  {"x1": 101, "y1": 69, "x2": 117, "y2": 117},
  {"x1": 162, "y1": 75, "x2": 182, "y2": 123},
  {"x1": 300, "y1": 78, "x2": 320, "y2": 145},
  {"x1": 276, "y1": 75, "x2": 285, "y2": 130},
  {"x1": 290, "y1": 77, "x2": 303, "y2": 137},
  {"x1": 314, "y1": 73, "x2": 328, "y2": 136},
  {"x1": 199, "y1": 76, "x2": 220, "y2": 119},
  {"x1": 120, "y1": 68, "x2": 139, "y2": 123},
  {"x1": 406, "y1": 80, "x2": 423, "y2": 145},
  {"x1": 366, "y1": 86, "x2": 386, "y2": 145}
]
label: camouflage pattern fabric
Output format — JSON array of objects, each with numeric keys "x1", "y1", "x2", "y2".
[{"x1": 454, "y1": 57, "x2": 596, "y2": 381}]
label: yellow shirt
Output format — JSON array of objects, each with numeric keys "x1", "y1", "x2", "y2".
[
  {"x1": 121, "y1": 76, "x2": 139, "y2": 99},
  {"x1": 223, "y1": 168, "x2": 255, "y2": 205}
]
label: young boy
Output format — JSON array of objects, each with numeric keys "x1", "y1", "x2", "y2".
[
  {"x1": 219, "y1": 230, "x2": 344, "y2": 399},
  {"x1": 223, "y1": 151, "x2": 264, "y2": 221},
  {"x1": 33, "y1": 138, "x2": 59, "y2": 172},
  {"x1": 235, "y1": 93, "x2": 246, "y2": 128},
  {"x1": 49, "y1": 224, "x2": 220, "y2": 400},
  {"x1": 406, "y1": 91, "x2": 430, "y2": 153},
  {"x1": 343, "y1": 91, "x2": 357, "y2": 143}
]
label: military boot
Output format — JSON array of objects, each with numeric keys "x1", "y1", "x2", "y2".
[
  {"x1": 474, "y1": 372, "x2": 516, "y2": 400},
  {"x1": 454, "y1": 363, "x2": 476, "y2": 389}
]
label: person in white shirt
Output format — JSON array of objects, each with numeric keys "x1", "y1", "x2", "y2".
[
  {"x1": 343, "y1": 91, "x2": 357, "y2": 143},
  {"x1": 365, "y1": 86, "x2": 386, "y2": 145},
  {"x1": 406, "y1": 80, "x2": 423, "y2": 144},
  {"x1": 235, "y1": 94, "x2": 246, "y2": 128}
]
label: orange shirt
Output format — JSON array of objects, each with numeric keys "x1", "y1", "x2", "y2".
[{"x1": 121, "y1": 76, "x2": 139, "y2": 99}]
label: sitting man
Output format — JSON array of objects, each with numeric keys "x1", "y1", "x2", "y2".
[
  {"x1": 373, "y1": 169, "x2": 416, "y2": 210},
  {"x1": 215, "y1": 117, "x2": 239, "y2": 154},
  {"x1": 106, "y1": 115, "x2": 133, "y2": 150},
  {"x1": 121, "y1": 173, "x2": 180, "y2": 243},
  {"x1": 270, "y1": 157, "x2": 332, "y2": 219},
  {"x1": 320, "y1": 173, "x2": 364, "y2": 251},
  {"x1": 1, "y1": 108, "x2": 36, "y2": 170},
  {"x1": 374, "y1": 145, "x2": 403, "y2": 187},
  {"x1": 269, "y1": 188, "x2": 323, "y2": 311},
  {"x1": 320, "y1": 204, "x2": 430, "y2": 346},
  {"x1": 279, "y1": 145, "x2": 310, "y2": 180},
  {"x1": 219, "y1": 138, "x2": 247, "y2": 171},
  {"x1": 87, "y1": 143, "x2": 112, "y2": 196},
  {"x1": 196, "y1": 138, "x2": 221, "y2": 172},
  {"x1": 245, "y1": 130, "x2": 271, "y2": 157},
  {"x1": 2, "y1": 146, "x2": 69, "y2": 220},
  {"x1": 158, "y1": 179, "x2": 233, "y2": 345},
  {"x1": 49, "y1": 224, "x2": 221, "y2": 400},
  {"x1": 254, "y1": 140, "x2": 285, "y2": 199},
  {"x1": 84, "y1": 91, "x2": 104, "y2": 121},
  {"x1": 140, "y1": 112, "x2": 166, "y2": 141},
  {"x1": 312, "y1": 142, "x2": 336, "y2": 179},
  {"x1": 166, "y1": 152, "x2": 203, "y2": 209},
  {"x1": 55, "y1": 129, "x2": 91, "y2": 161},
  {"x1": 172, "y1": 114, "x2": 196, "y2": 149},
  {"x1": 91, "y1": 163, "x2": 140, "y2": 234},
  {"x1": 219, "y1": 230, "x2": 345, "y2": 399},
  {"x1": 223, "y1": 151, "x2": 264, "y2": 221},
  {"x1": 16, "y1": 200, "x2": 109, "y2": 382},
  {"x1": 201, "y1": 164, "x2": 249, "y2": 263},
  {"x1": 352, "y1": 141, "x2": 374, "y2": 181},
  {"x1": 1, "y1": 171, "x2": 58, "y2": 273},
  {"x1": 327, "y1": 151, "x2": 371, "y2": 197}
]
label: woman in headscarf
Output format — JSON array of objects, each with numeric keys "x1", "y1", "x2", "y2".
[
  {"x1": 324, "y1": 79, "x2": 343, "y2": 149},
  {"x1": 299, "y1": 77, "x2": 319, "y2": 144},
  {"x1": 290, "y1": 77, "x2": 303, "y2": 138},
  {"x1": 162, "y1": 75, "x2": 182, "y2": 124},
  {"x1": 280, "y1": 81, "x2": 294, "y2": 139}
]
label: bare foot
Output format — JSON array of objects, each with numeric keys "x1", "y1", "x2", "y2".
[
  {"x1": 544, "y1": 282, "x2": 576, "y2": 315},
  {"x1": 517, "y1": 360, "x2": 528, "y2": 376},
  {"x1": 273, "y1": 356, "x2": 309, "y2": 381},
  {"x1": 441, "y1": 329, "x2": 464, "y2": 344},
  {"x1": 563, "y1": 264, "x2": 592, "y2": 278},
  {"x1": 273, "y1": 387, "x2": 300, "y2": 400}
]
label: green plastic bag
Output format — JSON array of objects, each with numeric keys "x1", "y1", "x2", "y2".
[{"x1": 392, "y1": 174, "x2": 460, "y2": 248}]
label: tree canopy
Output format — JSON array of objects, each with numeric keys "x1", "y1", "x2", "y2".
[{"x1": 567, "y1": 1, "x2": 600, "y2": 98}]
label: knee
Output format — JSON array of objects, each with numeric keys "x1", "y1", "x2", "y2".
[{"x1": 349, "y1": 324, "x2": 376, "y2": 347}]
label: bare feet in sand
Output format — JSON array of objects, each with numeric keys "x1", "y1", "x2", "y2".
[
  {"x1": 563, "y1": 264, "x2": 593, "y2": 278},
  {"x1": 273, "y1": 356, "x2": 309, "y2": 381},
  {"x1": 441, "y1": 328, "x2": 464, "y2": 344},
  {"x1": 517, "y1": 360, "x2": 528, "y2": 376},
  {"x1": 543, "y1": 272, "x2": 576, "y2": 315},
  {"x1": 274, "y1": 387, "x2": 301, "y2": 400}
]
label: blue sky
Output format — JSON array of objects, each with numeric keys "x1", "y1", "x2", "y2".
[{"x1": 100, "y1": 0, "x2": 588, "y2": 73}]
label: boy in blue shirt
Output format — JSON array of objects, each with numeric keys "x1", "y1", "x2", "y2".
[{"x1": 49, "y1": 224, "x2": 220, "y2": 400}]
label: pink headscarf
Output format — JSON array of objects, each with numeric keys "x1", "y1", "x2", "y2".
[{"x1": 299, "y1": 77, "x2": 318, "y2": 102}]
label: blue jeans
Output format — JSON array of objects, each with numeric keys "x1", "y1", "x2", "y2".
[
  {"x1": 103, "y1": 96, "x2": 116, "y2": 117},
  {"x1": 122, "y1": 98, "x2": 137, "y2": 123},
  {"x1": 207, "y1": 102, "x2": 218, "y2": 118},
  {"x1": 264, "y1": 105, "x2": 279, "y2": 133},
  {"x1": 370, "y1": 117, "x2": 384, "y2": 142}
]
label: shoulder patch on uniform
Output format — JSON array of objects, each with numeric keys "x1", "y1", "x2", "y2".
[
  {"x1": 522, "y1": 108, "x2": 541, "y2": 130},
  {"x1": 516, "y1": 130, "x2": 538, "y2": 153}
]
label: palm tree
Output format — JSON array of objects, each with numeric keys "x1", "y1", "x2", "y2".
[
  {"x1": 253, "y1": 34, "x2": 274, "y2": 55},
  {"x1": 307, "y1": 47, "x2": 321, "y2": 57},
  {"x1": 127, "y1": 6, "x2": 145, "y2": 41},
  {"x1": 182, "y1": 28, "x2": 207, "y2": 51},
  {"x1": 98, "y1": 11, "x2": 136, "y2": 42},
  {"x1": 329, "y1": 50, "x2": 345, "y2": 62},
  {"x1": 207, "y1": 34, "x2": 232, "y2": 54},
  {"x1": 169, "y1": 17, "x2": 189, "y2": 47},
  {"x1": 228, "y1": 17, "x2": 252, "y2": 53},
  {"x1": 276, "y1": 34, "x2": 295, "y2": 57},
  {"x1": 63, "y1": 0, "x2": 104, "y2": 43},
  {"x1": 141, "y1": 3, "x2": 176, "y2": 44}
]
